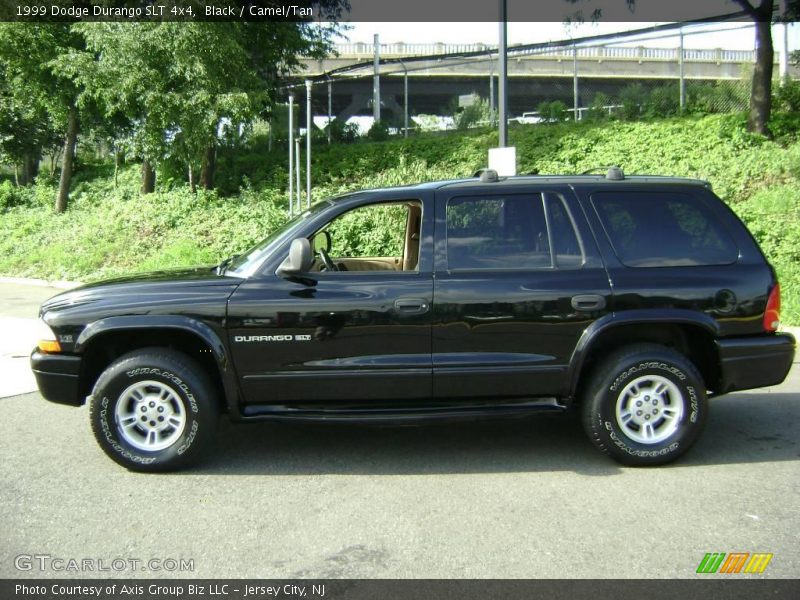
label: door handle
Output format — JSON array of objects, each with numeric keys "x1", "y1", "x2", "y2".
[
  {"x1": 571, "y1": 294, "x2": 606, "y2": 312},
  {"x1": 394, "y1": 298, "x2": 429, "y2": 315}
]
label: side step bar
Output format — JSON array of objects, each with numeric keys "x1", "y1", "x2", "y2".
[{"x1": 240, "y1": 398, "x2": 567, "y2": 423}]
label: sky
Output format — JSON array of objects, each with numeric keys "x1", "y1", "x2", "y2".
[{"x1": 343, "y1": 21, "x2": 799, "y2": 53}]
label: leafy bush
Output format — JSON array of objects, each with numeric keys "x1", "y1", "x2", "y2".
[
  {"x1": 645, "y1": 83, "x2": 680, "y2": 118},
  {"x1": 688, "y1": 80, "x2": 749, "y2": 115},
  {"x1": 536, "y1": 101, "x2": 568, "y2": 123},
  {"x1": 455, "y1": 96, "x2": 493, "y2": 130},
  {"x1": 328, "y1": 118, "x2": 360, "y2": 144},
  {"x1": 619, "y1": 84, "x2": 646, "y2": 120},
  {"x1": 0, "y1": 180, "x2": 29, "y2": 210},
  {"x1": 366, "y1": 120, "x2": 391, "y2": 142},
  {"x1": 774, "y1": 79, "x2": 800, "y2": 113},
  {"x1": 585, "y1": 92, "x2": 613, "y2": 122}
]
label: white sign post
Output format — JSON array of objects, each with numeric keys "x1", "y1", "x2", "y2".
[{"x1": 488, "y1": 146, "x2": 517, "y2": 176}]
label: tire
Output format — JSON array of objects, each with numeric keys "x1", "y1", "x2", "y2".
[
  {"x1": 581, "y1": 343, "x2": 707, "y2": 466},
  {"x1": 89, "y1": 348, "x2": 218, "y2": 472}
]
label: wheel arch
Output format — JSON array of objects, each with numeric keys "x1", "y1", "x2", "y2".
[
  {"x1": 567, "y1": 310, "x2": 721, "y2": 400},
  {"x1": 76, "y1": 316, "x2": 238, "y2": 413}
]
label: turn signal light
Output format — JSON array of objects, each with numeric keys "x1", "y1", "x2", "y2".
[
  {"x1": 37, "y1": 339, "x2": 62, "y2": 353},
  {"x1": 763, "y1": 283, "x2": 781, "y2": 332}
]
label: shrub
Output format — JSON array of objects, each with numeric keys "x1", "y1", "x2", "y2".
[
  {"x1": 774, "y1": 79, "x2": 800, "y2": 113},
  {"x1": 0, "y1": 180, "x2": 28, "y2": 210},
  {"x1": 455, "y1": 97, "x2": 493, "y2": 130},
  {"x1": 536, "y1": 100, "x2": 568, "y2": 123},
  {"x1": 585, "y1": 92, "x2": 612, "y2": 122},
  {"x1": 328, "y1": 118, "x2": 360, "y2": 144},
  {"x1": 366, "y1": 120, "x2": 391, "y2": 141}
]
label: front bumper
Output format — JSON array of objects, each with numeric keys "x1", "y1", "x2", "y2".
[
  {"x1": 716, "y1": 333, "x2": 795, "y2": 394},
  {"x1": 30, "y1": 350, "x2": 84, "y2": 406}
]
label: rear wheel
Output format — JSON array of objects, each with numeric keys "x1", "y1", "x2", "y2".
[
  {"x1": 581, "y1": 344, "x2": 708, "y2": 466},
  {"x1": 89, "y1": 348, "x2": 218, "y2": 472}
]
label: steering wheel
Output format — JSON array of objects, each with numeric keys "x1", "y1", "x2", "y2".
[{"x1": 318, "y1": 248, "x2": 338, "y2": 272}]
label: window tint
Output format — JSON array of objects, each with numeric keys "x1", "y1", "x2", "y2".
[
  {"x1": 446, "y1": 195, "x2": 552, "y2": 270},
  {"x1": 546, "y1": 194, "x2": 584, "y2": 268},
  {"x1": 592, "y1": 191, "x2": 738, "y2": 267}
]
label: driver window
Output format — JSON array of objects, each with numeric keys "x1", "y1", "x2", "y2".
[{"x1": 312, "y1": 201, "x2": 422, "y2": 273}]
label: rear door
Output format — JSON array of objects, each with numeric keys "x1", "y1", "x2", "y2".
[{"x1": 432, "y1": 184, "x2": 612, "y2": 400}]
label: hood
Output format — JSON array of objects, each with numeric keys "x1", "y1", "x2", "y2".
[{"x1": 40, "y1": 266, "x2": 244, "y2": 325}]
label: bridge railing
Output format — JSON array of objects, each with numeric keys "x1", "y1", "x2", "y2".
[{"x1": 330, "y1": 43, "x2": 762, "y2": 64}]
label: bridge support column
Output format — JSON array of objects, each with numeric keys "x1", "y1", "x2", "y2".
[{"x1": 337, "y1": 93, "x2": 371, "y2": 123}]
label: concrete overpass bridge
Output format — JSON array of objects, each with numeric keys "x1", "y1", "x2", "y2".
[{"x1": 294, "y1": 43, "x2": 798, "y2": 122}]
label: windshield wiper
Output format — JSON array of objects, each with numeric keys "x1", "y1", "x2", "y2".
[{"x1": 215, "y1": 255, "x2": 237, "y2": 276}]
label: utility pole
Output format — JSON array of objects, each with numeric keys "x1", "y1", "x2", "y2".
[
  {"x1": 287, "y1": 93, "x2": 294, "y2": 216},
  {"x1": 327, "y1": 78, "x2": 332, "y2": 144},
  {"x1": 403, "y1": 62, "x2": 409, "y2": 138},
  {"x1": 679, "y1": 28, "x2": 686, "y2": 112},
  {"x1": 295, "y1": 139, "x2": 301, "y2": 215},
  {"x1": 489, "y1": 64, "x2": 495, "y2": 124},
  {"x1": 306, "y1": 80, "x2": 312, "y2": 208},
  {"x1": 373, "y1": 33, "x2": 381, "y2": 123},
  {"x1": 780, "y1": 0, "x2": 790, "y2": 84},
  {"x1": 498, "y1": 0, "x2": 508, "y2": 147},
  {"x1": 573, "y1": 43, "x2": 579, "y2": 121}
]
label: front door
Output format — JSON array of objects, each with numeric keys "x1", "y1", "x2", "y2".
[{"x1": 227, "y1": 195, "x2": 433, "y2": 407}]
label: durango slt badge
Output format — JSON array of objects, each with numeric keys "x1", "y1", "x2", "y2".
[{"x1": 234, "y1": 335, "x2": 311, "y2": 342}]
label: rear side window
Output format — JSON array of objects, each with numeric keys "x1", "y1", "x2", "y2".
[
  {"x1": 446, "y1": 194, "x2": 584, "y2": 270},
  {"x1": 592, "y1": 191, "x2": 738, "y2": 267}
]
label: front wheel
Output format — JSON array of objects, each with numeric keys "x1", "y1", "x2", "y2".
[
  {"x1": 581, "y1": 344, "x2": 708, "y2": 466},
  {"x1": 89, "y1": 348, "x2": 218, "y2": 472}
]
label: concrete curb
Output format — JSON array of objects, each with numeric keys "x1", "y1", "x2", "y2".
[{"x1": 0, "y1": 276, "x2": 82, "y2": 290}]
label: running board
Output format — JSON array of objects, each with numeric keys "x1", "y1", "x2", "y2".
[{"x1": 240, "y1": 398, "x2": 567, "y2": 423}]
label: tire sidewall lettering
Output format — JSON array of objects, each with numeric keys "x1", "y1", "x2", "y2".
[
  {"x1": 99, "y1": 396, "x2": 157, "y2": 465},
  {"x1": 125, "y1": 367, "x2": 199, "y2": 413},
  {"x1": 609, "y1": 361, "x2": 686, "y2": 392}
]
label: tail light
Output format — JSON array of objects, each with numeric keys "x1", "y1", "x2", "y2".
[{"x1": 763, "y1": 283, "x2": 781, "y2": 332}]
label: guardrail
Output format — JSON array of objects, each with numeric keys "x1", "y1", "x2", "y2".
[{"x1": 330, "y1": 43, "x2": 768, "y2": 64}]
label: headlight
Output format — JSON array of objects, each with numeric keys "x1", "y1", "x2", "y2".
[{"x1": 34, "y1": 319, "x2": 61, "y2": 353}]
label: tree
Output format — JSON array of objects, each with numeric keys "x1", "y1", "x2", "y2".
[
  {"x1": 0, "y1": 79, "x2": 58, "y2": 185},
  {"x1": 566, "y1": 0, "x2": 800, "y2": 136},
  {"x1": 0, "y1": 24, "x2": 87, "y2": 211},
  {"x1": 733, "y1": 0, "x2": 775, "y2": 136},
  {"x1": 76, "y1": 12, "x2": 344, "y2": 193}
]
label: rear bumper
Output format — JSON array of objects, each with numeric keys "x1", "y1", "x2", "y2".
[
  {"x1": 716, "y1": 333, "x2": 795, "y2": 394},
  {"x1": 30, "y1": 350, "x2": 84, "y2": 407}
]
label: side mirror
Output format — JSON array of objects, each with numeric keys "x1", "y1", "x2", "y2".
[
  {"x1": 312, "y1": 230, "x2": 332, "y2": 253},
  {"x1": 277, "y1": 238, "x2": 313, "y2": 276}
]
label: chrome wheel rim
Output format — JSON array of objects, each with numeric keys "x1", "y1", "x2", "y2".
[
  {"x1": 114, "y1": 380, "x2": 186, "y2": 451},
  {"x1": 615, "y1": 374, "x2": 684, "y2": 445}
]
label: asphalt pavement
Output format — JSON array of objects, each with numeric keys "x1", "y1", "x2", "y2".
[{"x1": 1, "y1": 281, "x2": 798, "y2": 579}]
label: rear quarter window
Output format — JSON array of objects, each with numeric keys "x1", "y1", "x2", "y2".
[{"x1": 591, "y1": 191, "x2": 739, "y2": 267}]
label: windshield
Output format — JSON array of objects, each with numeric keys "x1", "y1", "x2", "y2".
[{"x1": 226, "y1": 201, "x2": 332, "y2": 277}]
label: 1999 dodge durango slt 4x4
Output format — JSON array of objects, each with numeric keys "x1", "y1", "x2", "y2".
[{"x1": 31, "y1": 168, "x2": 795, "y2": 471}]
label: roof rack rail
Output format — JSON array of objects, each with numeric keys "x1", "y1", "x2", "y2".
[
  {"x1": 580, "y1": 165, "x2": 625, "y2": 180},
  {"x1": 473, "y1": 168, "x2": 499, "y2": 183}
]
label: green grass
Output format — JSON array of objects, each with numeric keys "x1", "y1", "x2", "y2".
[{"x1": 2, "y1": 113, "x2": 799, "y2": 323}]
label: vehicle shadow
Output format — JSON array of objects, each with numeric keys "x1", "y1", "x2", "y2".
[{"x1": 194, "y1": 392, "x2": 799, "y2": 476}]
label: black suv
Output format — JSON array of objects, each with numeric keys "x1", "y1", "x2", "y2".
[{"x1": 31, "y1": 168, "x2": 795, "y2": 471}]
